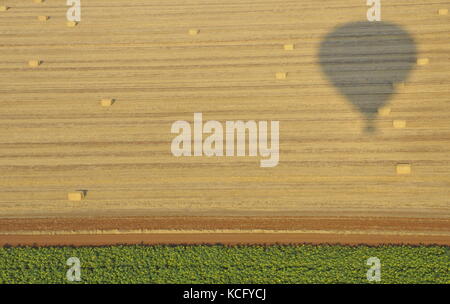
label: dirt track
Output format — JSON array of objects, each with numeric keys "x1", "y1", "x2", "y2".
[
  {"x1": 1, "y1": 216, "x2": 449, "y2": 232},
  {"x1": 0, "y1": 0, "x2": 449, "y2": 246},
  {"x1": 0, "y1": 216, "x2": 448, "y2": 246}
]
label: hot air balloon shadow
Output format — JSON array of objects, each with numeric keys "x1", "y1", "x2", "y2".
[{"x1": 319, "y1": 21, "x2": 417, "y2": 133}]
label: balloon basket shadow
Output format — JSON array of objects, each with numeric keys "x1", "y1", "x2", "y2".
[{"x1": 364, "y1": 123, "x2": 376, "y2": 134}]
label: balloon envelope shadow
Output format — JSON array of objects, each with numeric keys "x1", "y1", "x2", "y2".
[{"x1": 319, "y1": 21, "x2": 416, "y2": 133}]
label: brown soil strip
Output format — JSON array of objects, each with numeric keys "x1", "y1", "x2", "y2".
[
  {"x1": 0, "y1": 216, "x2": 448, "y2": 232},
  {"x1": 0, "y1": 216, "x2": 448, "y2": 246}
]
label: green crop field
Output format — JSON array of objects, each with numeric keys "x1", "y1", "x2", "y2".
[{"x1": 0, "y1": 245, "x2": 448, "y2": 284}]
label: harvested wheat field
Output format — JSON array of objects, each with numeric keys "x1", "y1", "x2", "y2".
[{"x1": 0, "y1": 0, "x2": 449, "y2": 246}]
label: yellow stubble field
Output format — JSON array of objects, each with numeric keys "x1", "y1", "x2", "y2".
[{"x1": 0, "y1": 0, "x2": 449, "y2": 244}]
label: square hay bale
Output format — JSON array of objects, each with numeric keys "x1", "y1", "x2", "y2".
[
  {"x1": 68, "y1": 191, "x2": 84, "y2": 201},
  {"x1": 283, "y1": 44, "x2": 295, "y2": 51},
  {"x1": 0, "y1": 6, "x2": 9, "y2": 12},
  {"x1": 67, "y1": 21, "x2": 78, "y2": 27},
  {"x1": 28, "y1": 60, "x2": 41, "y2": 67},
  {"x1": 393, "y1": 120, "x2": 406, "y2": 129},
  {"x1": 275, "y1": 72, "x2": 287, "y2": 80},
  {"x1": 417, "y1": 58, "x2": 429, "y2": 66},
  {"x1": 38, "y1": 15, "x2": 49, "y2": 21},
  {"x1": 438, "y1": 8, "x2": 448, "y2": 15},
  {"x1": 189, "y1": 29, "x2": 200, "y2": 36},
  {"x1": 378, "y1": 106, "x2": 391, "y2": 116},
  {"x1": 396, "y1": 164, "x2": 411, "y2": 175},
  {"x1": 100, "y1": 98, "x2": 114, "y2": 107}
]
